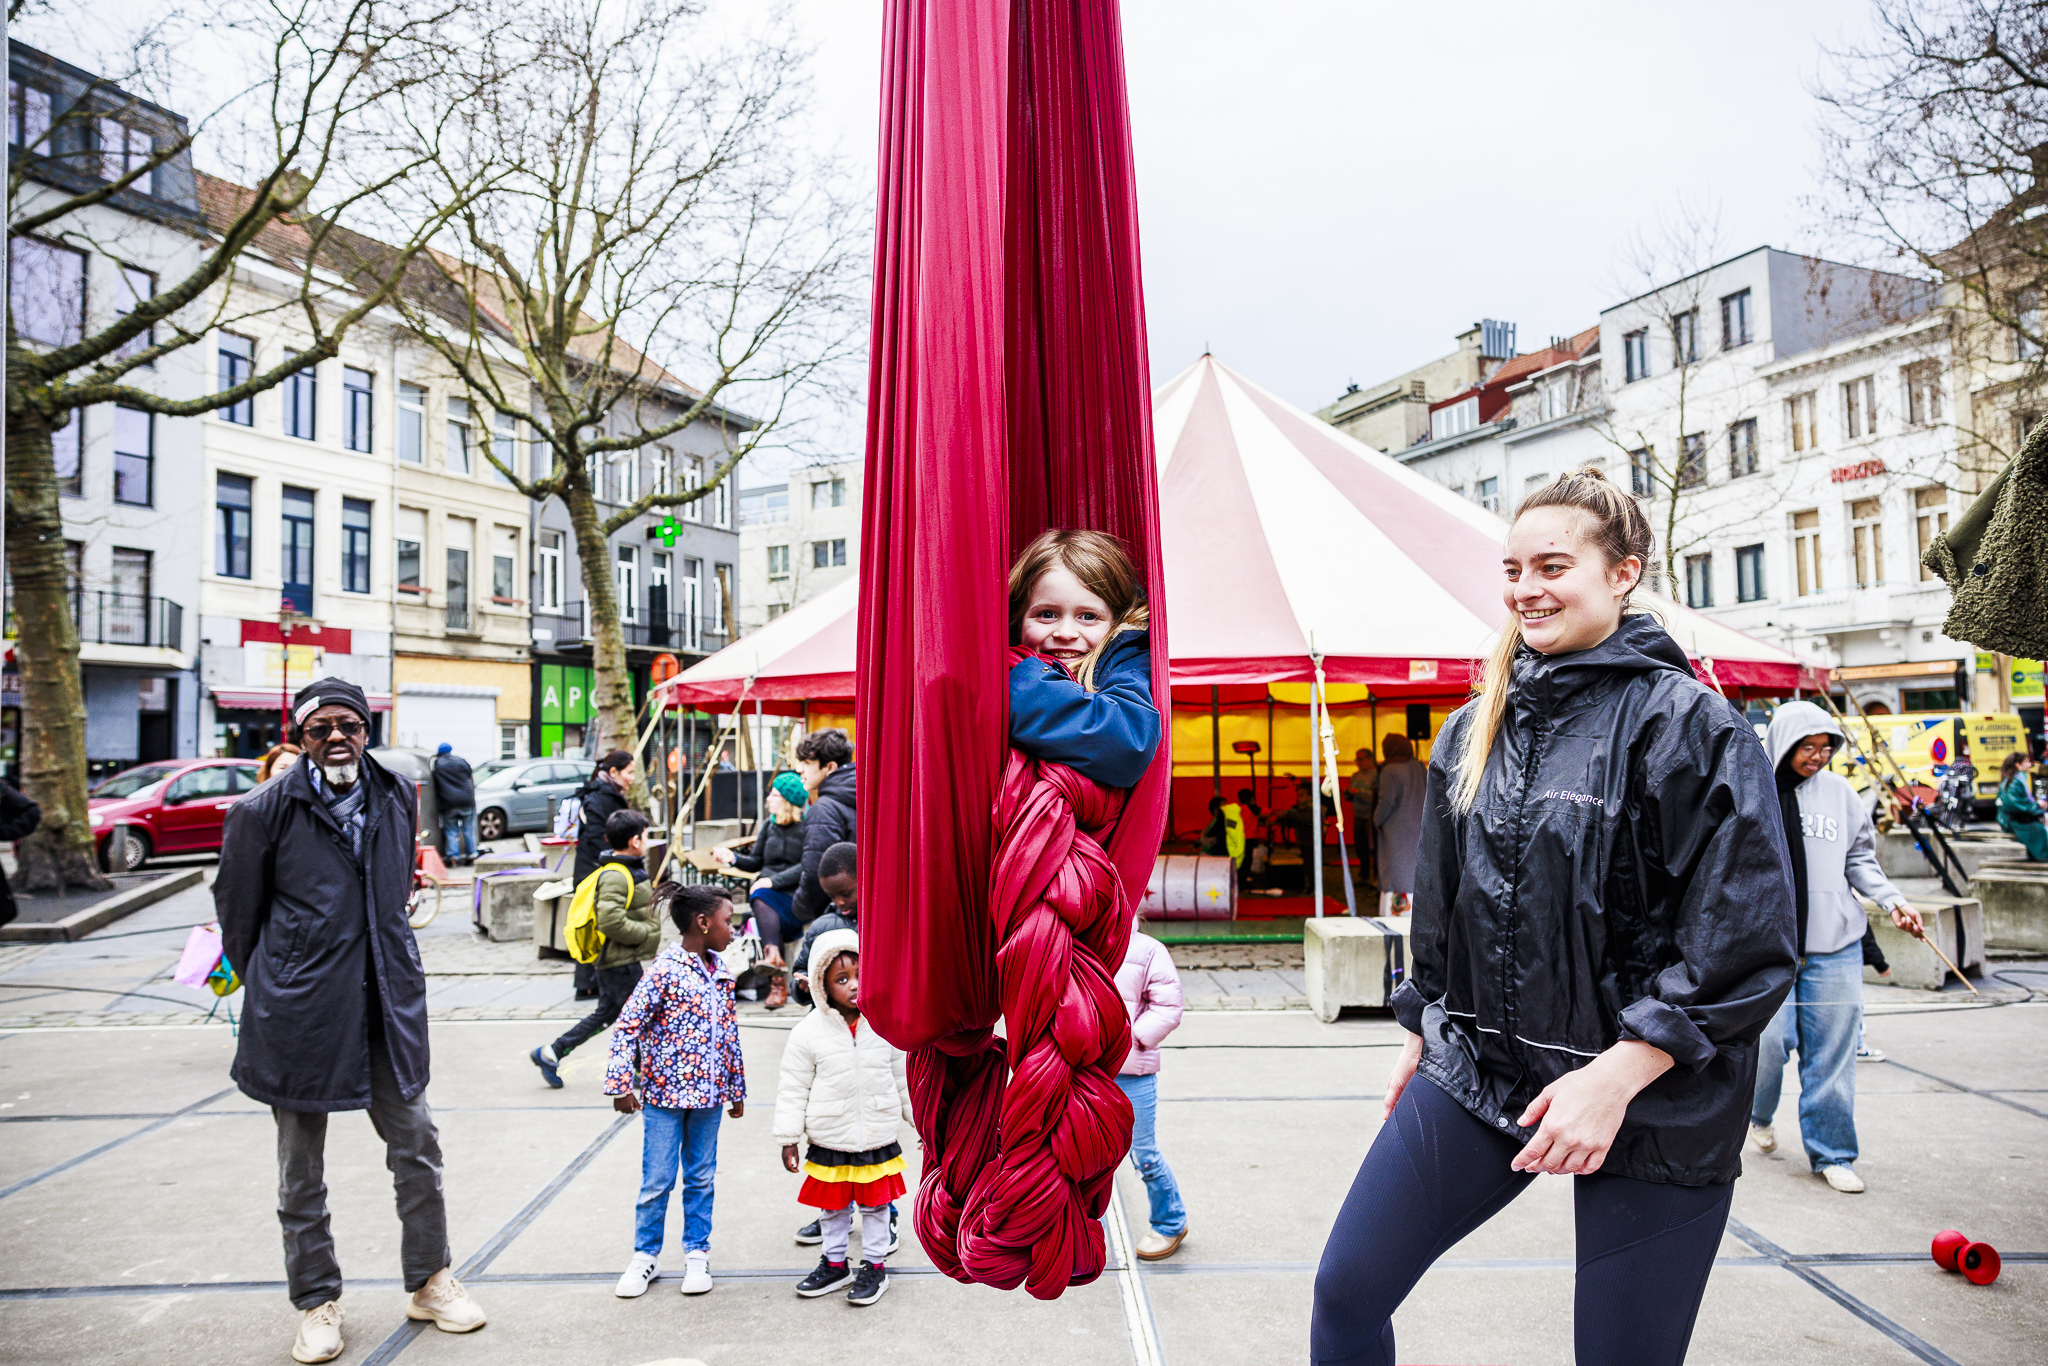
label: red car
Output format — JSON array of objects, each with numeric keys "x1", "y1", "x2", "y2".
[{"x1": 88, "y1": 758, "x2": 263, "y2": 871}]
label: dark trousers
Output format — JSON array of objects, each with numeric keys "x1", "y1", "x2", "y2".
[
  {"x1": 272, "y1": 1042, "x2": 450, "y2": 1309},
  {"x1": 1312, "y1": 1075, "x2": 1732, "y2": 1366},
  {"x1": 553, "y1": 961, "x2": 644, "y2": 1058}
]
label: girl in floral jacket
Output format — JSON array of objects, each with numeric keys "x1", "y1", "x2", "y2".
[{"x1": 604, "y1": 883, "x2": 747, "y2": 1300}]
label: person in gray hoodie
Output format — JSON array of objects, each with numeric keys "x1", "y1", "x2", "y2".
[{"x1": 1750, "y1": 699, "x2": 1924, "y2": 1193}]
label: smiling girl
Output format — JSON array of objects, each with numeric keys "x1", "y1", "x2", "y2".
[{"x1": 1311, "y1": 468, "x2": 1798, "y2": 1366}]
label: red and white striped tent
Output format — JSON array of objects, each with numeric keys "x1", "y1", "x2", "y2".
[{"x1": 658, "y1": 355, "x2": 1824, "y2": 714}]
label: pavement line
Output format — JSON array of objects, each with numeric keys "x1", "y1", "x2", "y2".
[
  {"x1": 1162, "y1": 1094, "x2": 1373, "y2": 1102},
  {"x1": 360, "y1": 1111, "x2": 633, "y2": 1366},
  {"x1": 1724, "y1": 1219, "x2": 1962, "y2": 1366},
  {"x1": 1103, "y1": 1189, "x2": 1166, "y2": 1366},
  {"x1": 0, "y1": 1086, "x2": 238, "y2": 1201},
  {"x1": 1879, "y1": 1057, "x2": 2048, "y2": 1120}
]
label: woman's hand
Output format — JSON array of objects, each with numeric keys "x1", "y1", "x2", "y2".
[
  {"x1": 782, "y1": 1142, "x2": 801, "y2": 1174},
  {"x1": 612, "y1": 1092, "x2": 641, "y2": 1114},
  {"x1": 1383, "y1": 1032, "x2": 1423, "y2": 1121},
  {"x1": 710, "y1": 847, "x2": 735, "y2": 867},
  {"x1": 1511, "y1": 1040, "x2": 1673, "y2": 1175}
]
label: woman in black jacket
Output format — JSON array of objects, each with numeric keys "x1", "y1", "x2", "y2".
[{"x1": 1312, "y1": 470, "x2": 1796, "y2": 1366}]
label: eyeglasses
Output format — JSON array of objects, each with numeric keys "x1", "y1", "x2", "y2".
[
  {"x1": 1795, "y1": 741, "x2": 1835, "y2": 758},
  {"x1": 302, "y1": 719, "x2": 366, "y2": 742}
]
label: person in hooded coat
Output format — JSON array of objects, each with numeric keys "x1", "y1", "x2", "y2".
[
  {"x1": 1749, "y1": 700, "x2": 1924, "y2": 1194},
  {"x1": 569, "y1": 750, "x2": 634, "y2": 998},
  {"x1": 789, "y1": 728, "x2": 856, "y2": 931}
]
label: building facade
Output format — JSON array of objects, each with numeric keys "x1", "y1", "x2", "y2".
[
  {"x1": 1314, "y1": 321, "x2": 1517, "y2": 452},
  {"x1": 735, "y1": 458, "x2": 862, "y2": 634},
  {"x1": 7, "y1": 46, "x2": 209, "y2": 781}
]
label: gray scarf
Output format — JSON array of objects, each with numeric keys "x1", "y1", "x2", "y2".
[{"x1": 316, "y1": 769, "x2": 367, "y2": 857}]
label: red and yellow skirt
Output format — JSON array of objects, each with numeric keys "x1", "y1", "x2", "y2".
[{"x1": 798, "y1": 1141, "x2": 908, "y2": 1210}]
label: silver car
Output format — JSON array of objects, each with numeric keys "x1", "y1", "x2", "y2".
[{"x1": 474, "y1": 758, "x2": 591, "y2": 841}]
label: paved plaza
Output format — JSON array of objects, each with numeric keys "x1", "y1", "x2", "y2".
[{"x1": 1, "y1": 872, "x2": 2043, "y2": 1365}]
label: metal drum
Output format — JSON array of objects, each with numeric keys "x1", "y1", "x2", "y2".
[{"x1": 1140, "y1": 854, "x2": 1235, "y2": 920}]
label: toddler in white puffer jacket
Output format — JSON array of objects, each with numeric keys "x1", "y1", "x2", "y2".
[{"x1": 773, "y1": 928, "x2": 913, "y2": 1306}]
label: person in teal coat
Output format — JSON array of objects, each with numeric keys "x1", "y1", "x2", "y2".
[{"x1": 1996, "y1": 751, "x2": 2048, "y2": 861}]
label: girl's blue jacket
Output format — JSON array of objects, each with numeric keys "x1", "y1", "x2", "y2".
[{"x1": 1008, "y1": 630, "x2": 1161, "y2": 790}]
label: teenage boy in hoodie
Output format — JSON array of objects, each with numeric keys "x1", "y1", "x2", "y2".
[
  {"x1": 531, "y1": 810, "x2": 659, "y2": 1087},
  {"x1": 1751, "y1": 700, "x2": 1924, "y2": 1194}
]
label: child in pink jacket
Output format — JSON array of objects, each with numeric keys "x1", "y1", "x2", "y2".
[{"x1": 1116, "y1": 925, "x2": 1187, "y2": 1260}]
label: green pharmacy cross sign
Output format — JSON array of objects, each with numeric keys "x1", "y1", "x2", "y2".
[{"x1": 656, "y1": 516, "x2": 682, "y2": 547}]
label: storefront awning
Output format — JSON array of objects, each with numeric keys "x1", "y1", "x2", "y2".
[{"x1": 211, "y1": 686, "x2": 394, "y2": 712}]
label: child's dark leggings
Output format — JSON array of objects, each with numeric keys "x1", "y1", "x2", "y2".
[{"x1": 1311, "y1": 1075, "x2": 1732, "y2": 1366}]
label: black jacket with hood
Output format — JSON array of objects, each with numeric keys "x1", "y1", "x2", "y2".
[
  {"x1": 1390, "y1": 616, "x2": 1797, "y2": 1186},
  {"x1": 573, "y1": 776, "x2": 630, "y2": 885},
  {"x1": 791, "y1": 763, "x2": 855, "y2": 926},
  {"x1": 215, "y1": 755, "x2": 429, "y2": 1111},
  {"x1": 732, "y1": 814, "x2": 807, "y2": 893}
]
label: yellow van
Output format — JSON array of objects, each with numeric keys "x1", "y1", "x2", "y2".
[{"x1": 1829, "y1": 711, "x2": 2028, "y2": 812}]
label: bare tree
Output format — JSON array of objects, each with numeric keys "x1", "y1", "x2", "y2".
[
  {"x1": 1813, "y1": 0, "x2": 2048, "y2": 481},
  {"x1": 379, "y1": 0, "x2": 863, "y2": 771},
  {"x1": 5, "y1": 0, "x2": 495, "y2": 888}
]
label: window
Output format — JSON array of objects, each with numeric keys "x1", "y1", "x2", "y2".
[
  {"x1": 1850, "y1": 497, "x2": 1884, "y2": 588},
  {"x1": 281, "y1": 486, "x2": 315, "y2": 612},
  {"x1": 1685, "y1": 553, "x2": 1714, "y2": 609},
  {"x1": 398, "y1": 383, "x2": 425, "y2": 463},
  {"x1": 1474, "y1": 476, "x2": 1500, "y2": 514},
  {"x1": 396, "y1": 508, "x2": 425, "y2": 591},
  {"x1": 616, "y1": 451, "x2": 638, "y2": 504},
  {"x1": 1677, "y1": 432, "x2": 1706, "y2": 489},
  {"x1": 9, "y1": 80, "x2": 52, "y2": 150},
  {"x1": 493, "y1": 526, "x2": 517, "y2": 603},
  {"x1": 1627, "y1": 447, "x2": 1654, "y2": 497},
  {"x1": 445, "y1": 518, "x2": 473, "y2": 629},
  {"x1": 767, "y1": 544, "x2": 790, "y2": 578},
  {"x1": 1904, "y1": 687, "x2": 1960, "y2": 713},
  {"x1": 1914, "y1": 487, "x2": 1949, "y2": 583},
  {"x1": 341, "y1": 498, "x2": 372, "y2": 594},
  {"x1": 811, "y1": 477, "x2": 847, "y2": 510},
  {"x1": 492, "y1": 410, "x2": 519, "y2": 486},
  {"x1": 1903, "y1": 361, "x2": 1942, "y2": 427},
  {"x1": 1430, "y1": 396, "x2": 1478, "y2": 440},
  {"x1": 681, "y1": 457, "x2": 703, "y2": 520},
  {"x1": 1842, "y1": 375, "x2": 1877, "y2": 440},
  {"x1": 113, "y1": 406, "x2": 153, "y2": 506},
  {"x1": 536, "y1": 531, "x2": 563, "y2": 612},
  {"x1": 1792, "y1": 510, "x2": 1823, "y2": 597},
  {"x1": 711, "y1": 475, "x2": 730, "y2": 527},
  {"x1": 9, "y1": 237, "x2": 86, "y2": 348},
  {"x1": 1785, "y1": 391, "x2": 1817, "y2": 454},
  {"x1": 282, "y1": 354, "x2": 316, "y2": 440},
  {"x1": 446, "y1": 397, "x2": 472, "y2": 474},
  {"x1": 216, "y1": 474, "x2": 252, "y2": 578},
  {"x1": 767, "y1": 602, "x2": 787, "y2": 621},
  {"x1": 1736, "y1": 544, "x2": 1766, "y2": 602},
  {"x1": 1727, "y1": 418, "x2": 1758, "y2": 478},
  {"x1": 1671, "y1": 309, "x2": 1699, "y2": 365},
  {"x1": 2014, "y1": 288, "x2": 2042, "y2": 361},
  {"x1": 1623, "y1": 329, "x2": 1649, "y2": 382},
  {"x1": 1538, "y1": 374, "x2": 1572, "y2": 422},
  {"x1": 617, "y1": 545, "x2": 639, "y2": 622},
  {"x1": 115, "y1": 265, "x2": 155, "y2": 361},
  {"x1": 812, "y1": 538, "x2": 847, "y2": 569},
  {"x1": 343, "y1": 368, "x2": 373, "y2": 452},
  {"x1": 652, "y1": 445, "x2": 673, "y2": 494},
  {"x1": 1720, "y1": 289, "x2": 1752, "y2": 348},
  {"x1": 53, "y1": 410, "x2": 81, "y2": 497},
  {"x1": 741, "y1": 485, "x2": 789, "y2": 525},
  {"x1": 649, "y1": 552, "x2": 672, "y2": 636},
  {"x1": 97, "y1": 119, "x2": 153, "y2": 189},
  {"x1": 713, "y1": 562, "x2": 732, "y2": 634}
]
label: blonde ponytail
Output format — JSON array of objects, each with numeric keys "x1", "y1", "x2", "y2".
[{"x1": 1448, "y1": 466, "x2": 1655, "y2": 814}]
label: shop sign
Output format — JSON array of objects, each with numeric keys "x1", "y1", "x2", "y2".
[
  {"x1": 1408, "y1": 659, "x2": 1438, "y2": 682},
  {"x1": 245, "y1": 643, "x2": 323, "y2": 686},
  {"x1": 1829, "y1": 459, "x2": 1886, "y2": 483},
  {"x1": 2014, "y1": 659, "x2": 2045, "y2": 701}
]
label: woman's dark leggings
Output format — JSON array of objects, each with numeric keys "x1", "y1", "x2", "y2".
[
  {"x1": 1312, "y1": 1075, "x2": 1732, "y2": 1366},
  {"x1": 749, "y1": 896, "x2": 784, "y2": 948}
]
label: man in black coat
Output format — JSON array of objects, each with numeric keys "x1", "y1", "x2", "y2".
[
  {"x1": 790, "y1": 728, "x2": 855, "y2": 930},
  {"x1": 431, "y1": 743, "x2": 475, "y2": 864},
  {"x1": 216, "y1": 678, "x2": 486, "y2": 1362},
  {"x1": 0, "y1": 778, "x2": 41, "y2": 927}
]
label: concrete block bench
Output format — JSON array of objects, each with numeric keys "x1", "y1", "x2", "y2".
[
  {"x1": 1305, "y1": 916, "x2": 1410, "y2": 1022},
  {"x1": 1876, "y1": 829, "x2": 2025, "y2": 883},
  {"x1": 473, "y1": 851, "x2": 544, "y2": 876},
  {"x1": 477, "y1": 869, "x2": 559, "y2": 942},
  {"x1": 1975, "y1": 865, "x2": 2048, "y2": 954},
  {"x1": 1863, "y1": 895, "x2": 1982, "y2": 991}
]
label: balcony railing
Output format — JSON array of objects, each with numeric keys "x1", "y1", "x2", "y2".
[
  {"x1": 5, "y1": 591, "x2": 184, "y2": 651},
  {"x1": 551, "y1": 602, "x2": 730, "y2": 654},
  {"x1": 445, "y1": 599, "x2": 472, "y2": 632}
]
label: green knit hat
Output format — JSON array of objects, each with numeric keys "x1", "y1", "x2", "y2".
[{"x1": 772, "y1": 771, "x2": 809, "y2": 808}]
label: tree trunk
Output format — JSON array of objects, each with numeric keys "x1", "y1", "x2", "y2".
[
  {"x1": 2, "y1": 411, "x2": 112, "y2": 891},
  {"x1": 565, "y1": 484, "x2": 642, "y2": 795}
]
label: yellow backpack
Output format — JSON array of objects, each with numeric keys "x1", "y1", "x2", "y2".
[{"x1": 565, "y1": 864, "x2": 631, "y2": 964}]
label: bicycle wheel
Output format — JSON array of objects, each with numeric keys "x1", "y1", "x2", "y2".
[{"x1": 407, "y1": 882, "x2": 442, "y2": 930}]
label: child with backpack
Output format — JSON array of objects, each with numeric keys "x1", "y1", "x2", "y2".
[
  {"x1": 776, "y1": 929, "x2": 911, "y2": 1307},
  {"x1": 531, "y1": 810, "x2": 657, "y2": 1087},
  {"x1": 607, "y1": 883, "x2": 747, "y2": 1298}
]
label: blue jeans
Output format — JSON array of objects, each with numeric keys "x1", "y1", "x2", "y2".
[
  {"x1": 440, "y1": 807, "x2": 476, "y2": 861},
  {"x1": 635, "y1": 1105, "x2": 722, "y2": 1257},
  {"x1": 1115, "y1": 1074, "x2": 1187, "y2": 1238},
  {"x1": 1750, "y1": 940, "x2": 1862, "y2": 1170}
]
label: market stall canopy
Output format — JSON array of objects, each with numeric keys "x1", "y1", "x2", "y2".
[{"x1": 659, "y1": 356, "x2": 1824, "y2": 711}]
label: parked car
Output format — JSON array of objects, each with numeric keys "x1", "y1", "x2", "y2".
[
  {"x1": 474, "y1": 757, "x2": 590, "y2": 841},
  {"x1": 88, "y1": 758, "x2": 263, "y2": 871},
  {"x1": 366, "y1": 746, "x2": 442, "y2": 846}
]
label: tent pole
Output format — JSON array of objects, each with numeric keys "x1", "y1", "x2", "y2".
[
  {"x1": 1265, "y1": 695, "x2": 1273, "y2": 807},
  {"x1": 754, "y1": 695, "x2": 765, "y2": 832},
  {"x1": 1310, "y1": 664, "x2": 1324, "y2": 918},
  {"x1": 1209, "y1": 686, "x2": 1221, "y2": 798}
]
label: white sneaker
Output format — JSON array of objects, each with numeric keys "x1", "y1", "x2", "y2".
[
  {"x1": 1856, "y1": 1045, "x2": 1886, "y2": 1062},
  {"x1": 1822, "y1": 1165, "x2": 1866, "y2": 1193},
  {"x1": 291, "y1": 1301, "x2": 343, "y2": 1363},
  {"x1": 614, "y1": 1251, "x2": 659, "y2": 1298},
  {"x1": 679, "y1": 1250, "x2": 713, "y2": 1295},
  {"x1": 406, "y1": 1268, "x2": 487, "y2": 1332},
  {"x1": 1749, "y1": 1123, "x2": 1777, "y2": 1154}
]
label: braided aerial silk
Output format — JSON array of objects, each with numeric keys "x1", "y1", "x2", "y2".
[{"x1": 855, "y1": 0, "x2": 1170, "y2": 1301}]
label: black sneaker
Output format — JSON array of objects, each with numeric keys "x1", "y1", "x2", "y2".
[
  {"x1": 795, "y1": 1219, "x2": 822, "y2": 1246},
  {"x1": 846, "y1": 1259, "x2": 888, "y2": 1306},
  {"x1": 795, "y1": 1256, "x2": 853, "y2": 1298}
]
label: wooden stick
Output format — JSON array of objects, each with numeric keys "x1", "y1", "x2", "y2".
[{"x1": 1913, "y1": 920, "x2": 1980, "y2": 995}]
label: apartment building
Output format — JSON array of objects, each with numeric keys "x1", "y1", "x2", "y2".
[
  {"x1": 1314, "y1": 320, "x2": 1518, "y2": 452},
  {"x1": 6, "y1": 46, "x2": 208, "y2": 781},
  {"x1": 735, "y1": 458, "x2": 862, "y2": 634}
]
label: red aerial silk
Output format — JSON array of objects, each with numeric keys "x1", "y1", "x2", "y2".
[{"x1": 855, "y1": 0, "x2": 1170, "y2": 1300}]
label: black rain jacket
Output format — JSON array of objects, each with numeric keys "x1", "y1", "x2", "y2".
[
  {"x1": 573, "y1": 777, "x2": 630, "y2": 884},
  {"x1": 431, "y1": 752, "x2": 474, "y2": 809},
  {"x1": 1390, "y1": 616, "x2": 1797, "y2": 1186},
  {"x1": 216, "y1": 756, "x2": 429, "y2": 1111},
  {"x1": 791, "y1": 764, "x2": 855, "y2": 927},
  {"x1": 732, "y1": 815, "x2": 807, "y2": 892}
]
